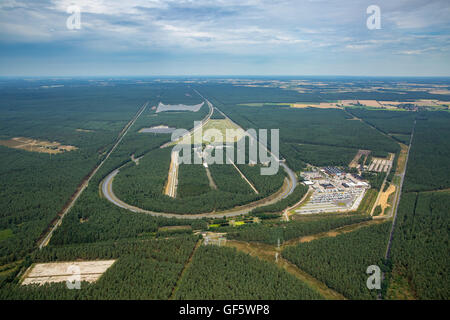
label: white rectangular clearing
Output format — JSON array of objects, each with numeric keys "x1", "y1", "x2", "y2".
[{"x1": 22, "y1": 260, "x2": 116, "y2": 285}]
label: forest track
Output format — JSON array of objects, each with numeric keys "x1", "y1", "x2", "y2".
[
  {"x1": 205, "y1": 166, "x2": 217, "y2": 190},
  {"x1": 224, "y1": 217, "x2": 387, "y2": 300},
  {"x1": 228, "y1": 157, "x2": 259, "y2": 194},
  {"x1": 280, "y1": 219, "x2": 384, "y2": 248},
  {"x1": 379, "y1": 119, "x2": 416, "y2": 299},
  {"x1": 169, "y1": 239, "x2": 202, "y2": 300}
]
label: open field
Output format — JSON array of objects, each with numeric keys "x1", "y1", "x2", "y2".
[
  {"x1": 158, "y1": 225, "x2": 192, "y2": 232},
  {"x1": 0, "y1": 137, "x2": 77, "y2": 154},
  {"x1": 22, "y1": 260, "x2": 116, "y2": 285},
  {"x1": 0, "y1": 229, "x2": 13, "y2": 241},
  {"x1": 356, "y1": 189, "x2": 378, "y2": 214},
  {"x1": 342, "y1": 99, "x2": 450, "y2": 111},
  {"x1": 291, "y1": 102, "x2": 341, "y2": 109},
  {"x1": 191, "y1": 118, "x2": 245, "y2": 144}
]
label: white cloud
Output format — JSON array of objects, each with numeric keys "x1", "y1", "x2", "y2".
[{"x1": 0, "y1": 0, "x2": 449, "y2": 60}]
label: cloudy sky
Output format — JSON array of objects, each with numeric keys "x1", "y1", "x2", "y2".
[{"x1": 0, "y1": 0, "x2": 449, "y2": 76}]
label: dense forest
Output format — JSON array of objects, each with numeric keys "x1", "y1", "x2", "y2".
[
  {"x1": 177, "y1": 164, "x2": 211, "y2": 198},
  {"x1": 280, "y1": 143, "x2": 357, "y2": 171},
  {"x1": 27, "y1": 86, "x2": 213, "y2": 247},
  {"x1": 0, "y1": 236, "x2": 198, "y2": 299},
  {"x1": 114, "y1": 149, "x2": 284, "y2": 214},
  {"x1": 282, "y1": 222, "x2": 391, "y2": 299},
  {"x1": 220, "y1": 106, "x2": 400, "y2": 162},
  {"x1": 0, "y1": 85, "x2": 158, "y2": 264},
  {"x1": 388, "y1": 191, "x2": 449, "y2": 299},
  {"x1": 404, "y1": 112, "x2": 450, "y2": 192},
  {"x1": 346, "y1": 108, "x2": 416, "y2": 136},
  {"x1": 114, "y1": 136, "x2": 286, "y2": 214},
  {"x1": 174, "y1": 245, "x2": 323, "y2": 300}
]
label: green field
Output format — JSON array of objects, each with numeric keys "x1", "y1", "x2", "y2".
[{"x1": 0, "y1": 229, "x2": 13, "y2": 242}]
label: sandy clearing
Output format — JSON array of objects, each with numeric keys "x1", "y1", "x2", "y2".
[
  {"x1": 376, "y1": 184, "x2": 396, "y2": 216},
  {"x1": 0, "y1": 137, "x2": 77, "y2": 154},
  {"x1": 22, "y1": 260, "x2": 116, "y2": 285},
  {"x1": 164, "y1": 151, "x2": 179, "y2": 198},
  {"x1": 156, "y1": 102, "x2": 204, "y2": 113}
]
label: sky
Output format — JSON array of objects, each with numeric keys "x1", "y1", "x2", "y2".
[{"x1": 0, "y1": 0, "x2": 449, "y2": 77}]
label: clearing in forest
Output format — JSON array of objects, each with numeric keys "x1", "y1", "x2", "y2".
[
  {"x1": 291, "y1": 102, "x2": 342, "y2": 109},
  {"x1": 373, "y1": 184, "x2": 396, "y2": 217},
  {"x1": 76, "y1": 128, "x2": 94, "y2": 133},
  {"x1": 0, "y1": 137, "x2": 77, "y2": 154},
  {"x1": 21, "y1": 260, "x2": 116, "y2": 285}
]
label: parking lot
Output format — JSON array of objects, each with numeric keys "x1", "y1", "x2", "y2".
[{"x1": 297, "y1": 167, "x2": 369, "y2": 214}]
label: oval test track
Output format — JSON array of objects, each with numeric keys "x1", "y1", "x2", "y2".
[{"x1": 101, "y1": 93, "x2": 299, "y2": 219}]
